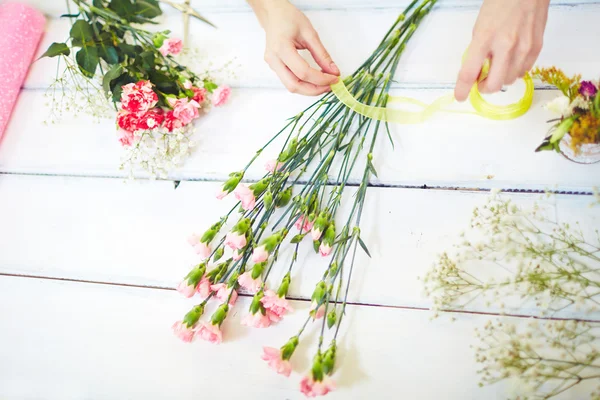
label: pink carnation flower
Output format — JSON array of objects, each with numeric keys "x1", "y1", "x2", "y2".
[
  {"x1": 311, "y1": 227, "x2": 323, "y2": 242},
  {"x1": 319, "y1": 243, "x2": 332, "y2": 257},
  {"x1": 261, "y1": 290, "x2": 293, "y2": 322},
  {"x1": 212, "y1": 85, "x2": 231, "y2": 107},
  {"x1": 265, "y1": 159, "x2": 283, "y2": 173},
  {"x1": 234, "y1": 184, "x2": 256, "y2": 211},
  {"x1": 137, "y1": 108, "x2": 165, "y2": 130},
  {"x1": 238, "y1": 271, "x2": 262, "y2": 293},
  {"x1": 210, "y1": 283, "x2": 238, "y2": 306},
  {"x1": 183, "y1": 80, "x2": 193, "y2": 90},
  {"x1": 168, "y1": 97, "x2": 200, "y2": 125},
  {"x1": 216, "y1": 186, "x2": 228, "y2": 200},
  {"x1": 242, "y1": 312, "x2": 272, "y2": 328},
  {"x1": 177, "y1": 280, "x2": 197, "y2": 298},
  {"x1": 117, "y1": 128, "x2": 135, "y2": 147},
  {"x1": 188, "y1": 234, "x2": 211, "y2": 259},
  {"x1": 252, "y1": 245, "x2": 269, "y2": 263},
  {"x1": 310, "y1": 302, "x2": 326, "y2": 319},
  {"x1": 192, "y1": 87, "x2": 207, "y2": 104},
  {"x1": 196, "y1": 321, "x2": 223, "y2": 344},
  {"x1": 172, "y1": 321, "x2": 195, "y2": 343},
  {"x1": 120, "y1": 81, "x2": 158, "y2": 113},
  {"x1": 232, "y1": 250, "x2": 243, "y2": 261},
  {"x1": 300, "y1": 376, "x2": 336, "y2": 397},
  {"x1": 197, "y1": 276, "x2": 212, "y2": 298},
  {"x1": 164, "y1": 110, "x2": 184, "y2": 132},
  {"x1": 159, "y1": 38, "x2": 183, "y2": 57},
  {"x1": 261, "y1": 347, "x2": 292, "y2": 377},
  {"x1": 295, "y1": 215, "x2": 314, "y2": 234},
  {"x1": 225, "y1": 231, "x2": 247, "y2": 251}
]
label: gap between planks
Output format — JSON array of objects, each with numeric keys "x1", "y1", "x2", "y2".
[
  {"x1": 3, "y1": 271, "x2": 600, "y2": 324},
  {"x1": 0, "y1": 170, "x2": 595, "y2": 196}
]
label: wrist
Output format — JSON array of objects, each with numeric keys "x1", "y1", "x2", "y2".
[{"x1": 248, "y1": 0, "x2": 289, "y2": 24}]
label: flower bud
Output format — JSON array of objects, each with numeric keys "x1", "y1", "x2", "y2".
[
  {"x1": 263, "y1": 191, "x2": 273, "y2": 209},
  {"x1": 152, "y1": 32, "x2": 168, "y2": 48},
  {"x1": 222, "y1": 172, "x2": 243, "y2": 194},
  {"x1": 233, "y1": 218, "x2": 251, "y2": 234},
  {"x1": 280, "y1": 336, "x2": 299, "y2": 360},
  {"x1": 185, "y1": 263, "x2": 206, "y2": 285},
  {"x1": 322, "y1": 224, "x2": 336, "y2": 246},
  {"x1": 311, "y1": 281, "x2": 327, "y2": 303},
  {"x1": 275, "y1": 187, "x2": 293, "y2": 208},
  {"x1": 278, "y1": 138, "x2": 298, "y2": 162},
  {"x1": 200, "y1": 227, "x2": 218, "y2": 244},
  {"x1": 311, "y1": 353, "x2": 324, "y2": 382},
  {"x1": 277, "y1": 273, "x2": 291, "y2": 298},
  {"x1": 326, "y1": 310, "x2": 337, "y2": 329},
  {"x1": 250, "y1": 290, "x2": 265, "y2": 315},
  {"x1": 250, "y1": 178, "x2": 270, "y2": 197},
  {"x1": 251, "y1": 261, "x2": 267, "y2": 280},
  {"x1": 183, "y1": 304, "x2": 204, "y2": 327},
  {"x1": 327, "y1": 261, "x2": 338, "y2": 278},
  {"x1": 213, "y1": 246, "x2": 224, "y2": 262},
  {"x1": 227, "y1": 271, "x2": 240, "y2": 287},
  {"x1": 322, "y1": 342, "x2": 337, "y2": 375},
  {"x1": 211, "y1": 303, "x2": 229, "y2": 326}
]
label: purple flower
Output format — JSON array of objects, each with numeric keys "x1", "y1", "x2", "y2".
[{"x1": 579, "y1": 81, "x2": 598, "y2": 97}]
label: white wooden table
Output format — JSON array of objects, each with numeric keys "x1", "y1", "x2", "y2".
[{"x1": 1, "y1": 0, "x2": 599, "y2": 398}]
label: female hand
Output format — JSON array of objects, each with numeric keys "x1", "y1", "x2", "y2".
[
  {"x1": 454, "y1": 0, "x2": 550, "y2": 101},
  {"x1": 248, "y1": 0, "x2": 340, "y2": 96}
]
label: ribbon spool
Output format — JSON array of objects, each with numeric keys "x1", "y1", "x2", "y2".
[{"x1": 331, "y1": 59, "x2": 534, "y2": 124}]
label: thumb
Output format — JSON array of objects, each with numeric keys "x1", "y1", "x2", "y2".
[{"x1": 304, "y1": 31, "x2": 340, "y2": 76}]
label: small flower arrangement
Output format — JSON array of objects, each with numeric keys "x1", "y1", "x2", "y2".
[
  {"x1": 41, "y1": 0, "x2": 231, "y2": 177},
  {"x1": 424, "y1": 192, "x2": 600, "y2": 398},
  {"x1": 532, "y1": 67, "x2": 600, "y2": 163},
  {"x1": 170, "y1": 0, "x2": 438, "y2": 396}
]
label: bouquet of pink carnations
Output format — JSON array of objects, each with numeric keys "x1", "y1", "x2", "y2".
[
  {"x1": 42, "y1": 0, "x2": 231, "y2": 177},
  {"x1": 172, "y1": 0, "x2": 437, "y2": 396}
]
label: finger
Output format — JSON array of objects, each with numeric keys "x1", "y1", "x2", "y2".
[
  {"x1": 279, "y1": 45, "x2": 339, "y2": 87},
  {"x1": 508, "y1": 16, "x2": 534, "y2": 84},
  {"x1": 269, "y1": 57, "x2": 331, "y2": 96},
  {"x1": 454, "y1": 41, "x2": 488, "y2": 102},
  {"x1": 478, "y1": 46, "x2": 513, "y2": 94},
  {"x1": 302, "y1": 31, "x2": 340, "y2": 76}
]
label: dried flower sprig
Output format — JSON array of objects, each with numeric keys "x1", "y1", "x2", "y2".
[{"x1": 171, "y1": 0, "x2": 437, "y2": 396}]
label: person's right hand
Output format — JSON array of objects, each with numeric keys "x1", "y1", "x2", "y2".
[{"x1": 248, "y1": 0, "x2": 340, "y2": 96}]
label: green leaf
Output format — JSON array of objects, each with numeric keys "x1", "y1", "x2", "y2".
[
  {"x1": 367, "y1": 160, "x2": 378, "y2": 178},
  {"x1": 108, "y1": 0, "x2": 136, "y2": 21},
  {"x1": 135, "y1": 0, "x2": 162, "y2": 18},
  {"x1": 313, "y1": 240, "x2": 320, "y2": 253},
  {"x1": 204, "y1": 81, "x2": 218, "y2": 93},
  {"x1": 102, "y1": 64, "x2": 124, "y2": 97},
  {"x1": 60, "y1": 13, "x2": 80, "y2": 18},
  {"x1": 110, "y1": 73, "x2": 136, "y2": 103},
  {"x1": 39, "y1": 42, "x2": 70, "y2": 59},
  {"x1": 99, "y1": 46, "x2": 119, "y2": 64},
  {"x1": 139, "y1": 51, "x2": 156, "y2": 70},
  {"x1": 76, "y1": 47, "x2": 99, "y2": 77},
  {"x1": 70, "y1": 20, "x2": 94, "y2": 48},
  {"x1": 357, "y1": 236, "x2": 371, "y2": 258}
]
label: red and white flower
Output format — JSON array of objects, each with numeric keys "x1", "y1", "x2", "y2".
[{"x1": 120, "y1": 81, "x2": 158, "y2": 113}]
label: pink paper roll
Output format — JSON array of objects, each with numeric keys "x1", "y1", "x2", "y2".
[{"x1": 0, "y1": 2, "x2": 45, "y2": 139}]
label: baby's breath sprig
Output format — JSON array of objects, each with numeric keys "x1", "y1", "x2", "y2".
[{"x1": 424, "y1": 193, "x2": 600, "y2": 398}]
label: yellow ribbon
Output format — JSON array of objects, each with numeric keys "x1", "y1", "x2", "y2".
[{"x1": 331, "y1": 62, "x2": 534, "y2": 124}]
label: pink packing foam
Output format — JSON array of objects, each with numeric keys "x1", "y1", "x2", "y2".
[{"x1": 0, "y1": 2, "x2": 46, "y2": 139}]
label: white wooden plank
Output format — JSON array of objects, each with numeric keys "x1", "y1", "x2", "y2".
[
  {"x1": 0, "y1": 275, "x2": 596, "y2": 399},
  {"x1": 0, "y1": 174, "x2": 598, "y2": 318},
  {"x1": 24, "y1": 6, "x2": 600, "y2": 89},
  {"x1": 19, "y1": 0, "x2": 600, "y2": 18},
  {"x1": 2, "y1": 89, "x2": 599, "y2": 191}
]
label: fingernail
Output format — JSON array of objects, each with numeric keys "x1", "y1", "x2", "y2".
[{"x1": 330, "y1": 62, "x2": 340, "y2": 75}]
